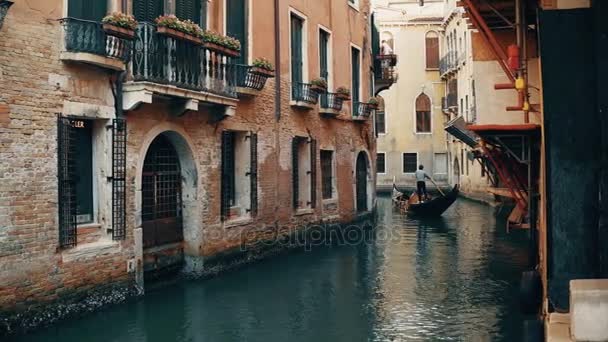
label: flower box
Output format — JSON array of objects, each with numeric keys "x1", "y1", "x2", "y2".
[
  {"x1": 102, "y1": 23, "x2": 136, "y2": 40},
  {"x1": 336, "y1": 93, "x2": 351, "y2": 101},
  {"x1": 203, "y1": 42, "x2": 240, "y2": 57},
  {"x1": 157, "y1": 26, "x2": 202, "y2": 45},
  {"x1": 310, "y1": 84, "x2": 327, "y2": 93},
  {"x1": 250, "y1": 67, "x2": 275, "y2": 78}
]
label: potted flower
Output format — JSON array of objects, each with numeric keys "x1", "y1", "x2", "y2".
[
  {"x1": 310, "y1": 77, "x2": 328, "y2": 93},
  {"x1": 250, "y1": 58, "x2": 275, "y2": 77},
  {"x1": 155, "y1": 15, "x2": 203, "y2": 45},
  {"x1": 201, "y1": 30, "x2": 241, "y2": 57},
  {"x1": 368, "y1": 97, "x2": 379, "y2": 109},
  {"x1": 102, "y1": 12, "x2": 138, "y2": 40},
  {"x1": 336, "y1": 86, "x2": 351, "y2": 100}
]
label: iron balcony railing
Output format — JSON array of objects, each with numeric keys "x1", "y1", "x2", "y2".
[
  {"x1": 61, "y1": 17, "x2": 132, "y2": 62},
  {"x1": 132, "y1": 22, "x2": 237, "y2": 98},
  {"x1": 353, "y1": 102, "x2": 374, "y2": 118},
  {"x1": 320, "y1": 92, "x2": 344, "y2": 111},
  {"x1": 235, "y1": 64, "x2": 269, "y2": 92},
  {"x1": 439, "y1": 51, "x2": 459, "y2": 76},
  {"x1": 292, "y1": 82, "x2": 319, "y2": 104}
]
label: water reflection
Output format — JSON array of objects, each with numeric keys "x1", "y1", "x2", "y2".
[{"x1": 15, "y1": 196, "x2": 528, "y2": 342}]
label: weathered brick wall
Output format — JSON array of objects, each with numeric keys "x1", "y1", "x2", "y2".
[{"x1": 0, "y1": 0, "x2": 376, "y2": 325}]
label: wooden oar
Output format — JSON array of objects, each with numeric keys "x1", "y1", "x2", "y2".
[{"x1": 429, "y1": 178, "x2": 446, "y2": 197}]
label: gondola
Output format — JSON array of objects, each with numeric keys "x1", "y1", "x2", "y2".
[{"x1": 393, "y1": 182, "x2": 459, "y2": 217}]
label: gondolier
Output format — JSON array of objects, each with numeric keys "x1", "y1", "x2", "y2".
[{"x1": 415, "y1": 165, "x2": 431, "y2": 203}]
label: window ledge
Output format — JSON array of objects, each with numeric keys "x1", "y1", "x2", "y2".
[
  {"x1": 322, "y1": 198, "x2": 338, "y2": 205},
  {"x1": 290, "y1": 100, "x2": 316, "y2": 110},
  {"x1": 61, "y1": 239, "x2": 120, "y2": 263},
  {"x1": 295, "y1": 208, "x2": 314, "y2": 216},
  {"x1": 426, "y1": 68, "x2": 440, "y2": 71},
  {"x1": 223, "y1": 217, "x2": 254, "y2": 229}
]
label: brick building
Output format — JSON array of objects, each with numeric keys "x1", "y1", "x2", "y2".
[{"x1": 0, "y1": 0, "x2": 380, "y2": 331}]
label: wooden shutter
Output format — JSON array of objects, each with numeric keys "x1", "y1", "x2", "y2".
[
  {"x1": 112, "y1": 118, "x2": 127, "y2": 240},
  {"x1": 426, "y1": 36, "x2": 439, "y2": 69},
  {"x1": 249, "y1": 132, "x2": 258, "y2": 217},
  {"x1": 319, "y1": 30, "x2": 329, "y2": 81},
  {"x1": 68, "y1": 0, "x2": 107, "y2": 21},
  {"x1": 291, "y1": 16, "x2": 303, "y2": 86},
  {"x1": 176, "y1": 0, "x2": 202, "y2": 24},
  {"x1": 221, "y1": 131, "x2": 234, "y2": 221},
  {"x1": 201, "y1": 0, "x2": 208, "y2": 29},
  {"x1": 351, "y1": 47, "x2": 360, "y2": 104},
  {"x1": 133, "y1": 0, "x2": 163, "y2": 23},
  {"x1": 57, "y1": 117, "x2": 77, "y2": 248},
  {"x1": 226, "y1": 0, "x2": 247, "y2": 64},
  {"x1": 310, "y1": 139, "x2": 317, "y2": 208},
  {"x1": 292, "y1": 137, "x2": 300, "y2": 209}
]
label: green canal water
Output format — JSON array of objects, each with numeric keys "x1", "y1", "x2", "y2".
[{"x1": 14, "y1": 196, "x2": 529, "y2": 341}]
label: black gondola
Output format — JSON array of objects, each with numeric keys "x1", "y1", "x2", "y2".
[{"x1": 393, "y1": 183, "x2": 460, "y2": 217}]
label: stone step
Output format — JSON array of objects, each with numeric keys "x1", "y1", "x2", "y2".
[{"x1": 570, "y1": 279, "x2": 608, "y2": 341}]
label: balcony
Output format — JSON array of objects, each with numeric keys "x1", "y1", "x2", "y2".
[
  {"x1": 235, "y1": 64, "x2": 273, "y2": 97},
  {"x1": 291, "y1": 83, "x2": 319, "y2": 109},
  {"x1": 375, "y1": 54, "x2": 398, "y2": 94},
  {"x1": 124, "y1": 23, "x2": 239, "y2": 116},
  {"x1": 319, "y1": 93, "x2": 344, "y2": 116},
  {"x1": 439, "y1": 51, "x2": 459, "y2": 78},
  {"x1": 60, "y1": 18, "x2": 132, "y2": 71},
  {"x1": 352, "y1": 102, "x2": 374, "y2": 121}
]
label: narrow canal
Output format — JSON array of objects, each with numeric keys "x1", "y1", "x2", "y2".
[{"x1": 15, "y1": 196, "x2": 529, "y2": 341}]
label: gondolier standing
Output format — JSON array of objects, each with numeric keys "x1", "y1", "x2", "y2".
[{"x1": 415, "y1": 165, "x2": 431, "y2": 203}]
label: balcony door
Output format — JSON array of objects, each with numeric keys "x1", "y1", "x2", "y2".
[
  {"x1": 351, "y1": 46, "x2": 361, "y2": 106},
  {"x1": 133, "y1": 0, "x2": 163, "y2": 23},
  {"x1": 226, "y1": 0, "x2": 247, "y2": 64},
  {"x1": 291, "y1": 15, "x2": 304, "y2": 94},
  {"x1": 68, "y1": 0, "x2": 106, "y2": 21}
]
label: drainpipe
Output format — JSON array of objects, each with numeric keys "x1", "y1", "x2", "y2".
[{"x1": 274, "y1": 0, "x2": 281, "y2": 121}]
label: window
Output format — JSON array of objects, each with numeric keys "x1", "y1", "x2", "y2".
[
  {"x1": 291, "y1": 14, "x2": 304, "y2": 99},
  {"x1": 321, "y1": 150, "x2": 334, "y2": 200},
  {"x1": 73, "y1": 120, "x2": 94, "y2": 224},
  {"x1": 292, "y1": 137, "x2": 317, "y2": 209},
  {"x1": 376, "y1": 96, "x2": 386, "y2": 134},
  {"x1": 415, "y1": 93, "x2": 431, "y2": 133},
  {"x1": 351, "y1": 46, "x2": 361, "y2": 111},
  {"x1": 133, "y1": 0, "x2": 164, "y2": 22},
  {"x1": 460, "y1": 98, "x2": 464, "y2": 116},
  {"x1": 221, "y1": 131, "x2": 258, "y2": 221},
  {"x1": 465, "y1": 95, "x2": 469, "y2": 121},
  {"x1": 377, "y1": 153, "x2": 386, "y2": 174},
  {"x1": 434, "y1": 153, "x2": 447, "y2": 174},
  {"x1": 226, "y1": 0, "x2": 247, "y2": 63},
  {"x1": 425, "y1": 31, "x2": 439, "y2": 69},
  {"x1": 176, "y1": 0, "x2": 202, "y2": 24},
  {"x1": 403, "y1": 153, "x2": 417, "y2": 173},
  {"x1": 460, "y1": 149, "x2": 464, "y2": 175},
  {"x1": 319, "y1": 29, "x2": 330, "y2": 84}
]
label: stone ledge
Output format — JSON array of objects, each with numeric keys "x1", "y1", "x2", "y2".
[
  {"x1": 236, "y1": 87, "x2": 261, "y2": 97},
  {"x1": 319, "y1": 108, "x2": 341, "y2": 116},
  {"x1": 290, "y1": 100, "x2": 316, "y2": 110},
  {"x1": 60, "y1": 52, "x2": 125, "y2": 72},
  {"x1": 61, "y1": 239, "x2": 120, "y2": 263}
]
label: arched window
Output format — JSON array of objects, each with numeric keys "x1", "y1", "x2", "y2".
[
  {"x1": 415, "y1": 93, "x2": 431, "y2": 133},
  {"x1": 425, "y1": 31, "x2": 439, "y2": 69}
]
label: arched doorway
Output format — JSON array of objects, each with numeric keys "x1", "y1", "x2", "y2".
[
  {"x1": 453, "y1": 157, "x2": 461, "y2": 185},
  {"x1": 142, "y1": 134, "x2": 183, "y2": 248},
  {"x1": 356, "y1": 152, "x2": 369, "y2": 212}
]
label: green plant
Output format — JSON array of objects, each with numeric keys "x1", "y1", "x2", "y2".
[
  {"x1": 102, "y1": 12, "x2": 138, "y2": 30},
  {"x1": 336, "y1": 86, "x2": 350, "y2": 96},
  {"x1": 201, "y1": 30, "x2": 241, "y2": 51},
  {"x1": 155, "y1": 15, "x2": 203, "y2": 37},
  {"x1": 252, "y1": 58, "x2": 274, "y2": 71},
  {"x1": 368, "y1": 97, "x2": 379, "y2": 105},
  {"x1": 310, "y1": 77, "x2": 328, "y2": 89}
]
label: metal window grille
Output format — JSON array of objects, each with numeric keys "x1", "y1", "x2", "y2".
[
  {"x1": 111, "y1": 118, "x2": 127, "y2": 240},
  {"x1": 142, "y1": 136, "x2": 182, "y2": 221},
  {"x1": 377, "y1": 153, "x2": 386, "y2": 174},
  {"x1": 57, "y1": 116, "x2": 77, "y2": 248},
  {"x1": 321, "y1": 150, "x2": 333, "y2": 200},
  {"x1": 310, "y1": 139, "x2": 317, "y2": 208},
  {"x1": 403, "y1": 153, "x2": 417, "y2": 173},
  {"x1": 249, "y1": 132, "x2": 258, "y2": 217},
  {"x1": 221, "y1": 131, "x2": 236, "y2": 221},
  {"x1": 292, "y1": 137, "x2": 301, "y2": 209}
]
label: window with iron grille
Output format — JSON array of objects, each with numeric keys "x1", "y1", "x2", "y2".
[
  {"x1": 320, "y1": 150, "x2": 333, "y2": 200},
  {"x1": 403, "y1": 153, "x2": 417, "y2": 173},
  {"x1": 221, "y1": 130, "x2": 256, "y2": 221},
  {"x1": 377, "y1": 153, "x2": 386, "y2": 174}
]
